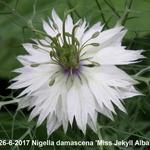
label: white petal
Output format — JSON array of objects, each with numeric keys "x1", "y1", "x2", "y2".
[
  {"x1": 51, "y1": 9, "x2": 62, "y2": 33},
  {"x1": 81, "y1": 22, "x2": 103, "y2": 45},
  {"x1": 67, "y1": 76, "x2": 96, "y2": 134},
  {"x1": 67, "y1": 78, "x2": 81, "y2": 127},
  {"x1": 23, "y1": 43, "x2": 50, "y2": 55},
  {"x1": 92, "y1": 46, "x2": 144, "y2": 65},
  {"x1": 82, "y1": 66, "x2": 132, "y2": 114},
  {"x1": 43, "y1": 20, "x2": 56, "y2": 37},
  {"x1": 75, "y1": 19, "x2": 88, "y2": 42},
  {"x1": 80, "y1": 26, "x2": 126, "y2": 60},
  {"x1": 17, "y1": 43, "x2": 51, "y2": 65},
  {"x1": 65, "y1": 14, "x2": 73, "y2": 34},
  {"x1": 98, "y1": 26, "x2": 125, "y2": 47},
  {"x1": 47, "y1": 113, "x2": 61, "y2": 135},
  {"x1": 87, "y1": 113, "x2": 98, "y2": 133},
  {"x1": 56, "y1": 95, "x2": 68, "y2": 133},
  {"x1": 96, "y1": 103, "x2": 114, "y2": 120},
  {"x1": 117, "y1": 86, "x2": 142, "y2": 99},
  {"x1": 18, "y1": 96, "x2": 34, "y2": 109}
]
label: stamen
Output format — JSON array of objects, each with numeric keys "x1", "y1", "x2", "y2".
[
  {"x1": 48, "y1": 71, "x2": 59, "y2": 87},
  {"x1": 49, "y1": 78, "x2": 55, "y2": 86},
  {"x1": 80, "y1": 31, "x2": 100, "y2": 50},
  {"x1": 72, "y1": 25, "x2": 79, "y2": 45},
  {"x1": 33, "y1": 29, "x2": 59, "y2": 47},
  {"x1": 83, "y1": 60, "x2": 100, "y2": 67},
  {"x1": 33, "y1": 12, "x2": 83, "y2": 75},
  {"x1": 62, "y1": 15, "x2": 67, "y2": 45},
  {"x1": 32, "y1": 44, "x2": 49, "y2": 53},
  {"x1": 53, "y1": 22, "x2": 59, "y2": 30},
  {"x1": 91, "y1": 31, "x2": 100, "y2": 39},
  {"x1": 79, "y1": 42, "x2": 100, "y2": 52},
  {"x1": 90, "y1": 43, "x2": 100, "y2": 47},
  {"x1": 30, "y1": 62, "x2": 52, "y2": 67}
]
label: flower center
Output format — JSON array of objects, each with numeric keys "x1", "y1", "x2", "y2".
[
  {"x1": 50, "y1": 37, "x2": 80, "y2": 73},
  {"x1": 48, "y1": 16, "x2": 82, "y2": 74},
  {"x1": 30, "y1": 14, "x2": 101, "y2": 74}
]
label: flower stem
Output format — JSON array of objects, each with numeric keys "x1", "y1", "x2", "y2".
[
  {"x1": 97, "y1": 124, "x2": 104, "y2": 150},
  {"x1": 103, "y1": 0, "x2": 120, "y2": 18},
  {"x1": 94, "y1": 0, "x2": 108, "y2": 29},
  {"x1": 0, "y1": 99, "x2": 20, "y2": 110},
  {"x1": 117, "y1": 0, "x2": 134, "y2": 26},
  {"x1": 66, "y1": 0, "x2": 81, "y2": 19},
  {"x1": 135, "y1": 66, "x2": 150, "y2": 76}
]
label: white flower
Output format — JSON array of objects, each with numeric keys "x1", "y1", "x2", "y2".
[{"x1": 9, "y1": 9, "x2": 144, "y2": 135}]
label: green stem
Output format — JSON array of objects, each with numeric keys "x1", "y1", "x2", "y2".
[
  {"x1": 31, "y1": 0, "x2": 37, "y2": 20},
  {"x1": 97, "y1": 124, "x2": 103, "y2": 150},
  {"x1": 32, "y1": 29, "x2": 58, "y2": 46},
  {"x1": 12, "y1": 128, "x2": 31, "y2": 150},
  {"x1": 95, "y1": 0, "x2": 108, "y2": 28},
  {"x1": 103, "y1": 0, "x2": 120, "y2": 18},
  {"x1": 62, "y1": 9, "x2": 76, "y2": 45},
  {"x1": 118, "y1": 0, "x2": 134, "y2": 25},
  {"x1": 102, "y1": 125, "x2": 150, "y2": 140},
  {"x1": 0, "y1": 99, "x2": 20, "y2": 109},
  {"x1": 15, "y1": 0, "x2": 19, "y2": 9},
  {"x1": 62, "y1": 14, "x2": 68, "y2": 45},
  {"x1": 72, "y1": 25, "x2": 79, "y2": 45},
  {"x1": 11, "y1": 111, "x2": 18, "y2": 139},
  {"x1": 135, "y1": 66, "x2": 150, "y2": 76},
  {"x1": 66, "y1": 0, "x2": 81, "y2": 19}
]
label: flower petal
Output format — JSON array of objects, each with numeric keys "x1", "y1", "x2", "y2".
[{"x1": 92, "y1": 46, "x2": 144, "y2": 65}]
